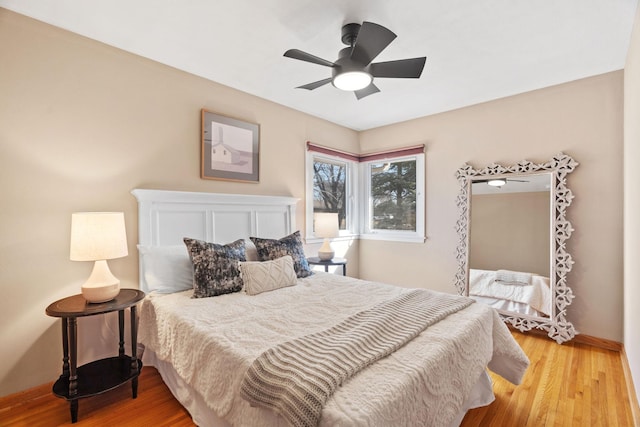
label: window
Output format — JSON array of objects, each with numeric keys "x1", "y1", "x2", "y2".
[
  {"x1": 312, "y1": 158, "x2": 347, "y2": 229},
  {"x1": 306, "y1": 151, "x2": 357, "y2": 239},
  {"x1": 361, "y1": 154, "x2": 424, "y2": 242},
  {"x1": 306, "y1": 143, "x2": 424, "y2": 243},
  {"x1": 369, "y1": 159, "x2": 417, "y2": 231}
]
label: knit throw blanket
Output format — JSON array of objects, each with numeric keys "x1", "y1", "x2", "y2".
[{"x1": 240, "y1": 289, "x2": 474, "y2": 427}]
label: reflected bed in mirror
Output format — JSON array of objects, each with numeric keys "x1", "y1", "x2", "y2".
[
  {"x1": 470, "y1": 173, "x2": 551, "y2": 318},
  {"x1": 454, "y1": 153, "x2": 578, "y2": 343}
]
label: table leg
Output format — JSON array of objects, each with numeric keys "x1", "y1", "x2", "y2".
[
  {"x1": 130, "y1": 305, "x2": 139, "y2": 399},
  {"x1": 342, "y1": 264, "x2": 347, "y2": 276},
  {"x1": 68, "y1": 317, "x2": 78, "y2": 423},
  {"x1": 324, "y1": 265, "x2": 329, "y2": 272},
  {"x1": 61, "y1": 318, "x2": 69, "y2": 378},
  {"x1": 118, "y1": 310, "x2": 125, "y2": 357},
  {"x1": 70, "y1": 400, "x2": 78, "y2": 423}
]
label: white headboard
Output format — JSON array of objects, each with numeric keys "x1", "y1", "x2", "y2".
[
  {"x1": 132, "y1": 189, "x2": 298, "y2": 246},
  {"x1": 132, "y1": 189, "x2": 299, "y2": 291}
]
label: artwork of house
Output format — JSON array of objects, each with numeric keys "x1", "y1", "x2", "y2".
[{"x1": 211, "y1": 124, "x2": 241, "y2": 164}]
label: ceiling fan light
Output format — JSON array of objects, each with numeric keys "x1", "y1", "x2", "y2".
[
  {"x1": 333, "y1": 71, "x2": 372, "y2": 91},
  {"x1": 488, "y1": 178, "x2": 507, "y2": 187}
]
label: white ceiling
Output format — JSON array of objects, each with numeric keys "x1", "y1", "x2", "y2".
[{"x1": 1, "y1": 0, "x2": 637, "y2": 131}]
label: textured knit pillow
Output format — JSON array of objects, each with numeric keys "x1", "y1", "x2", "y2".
[
  {"x1": 250, "y1": 231, "x2": 313, "y2": 278},
  {"x1": 240, "y1": 256, "x2": 297, "y2": 296},
  {"x1": 183, "y1": 237, "x2": 246, "y2": 298}
]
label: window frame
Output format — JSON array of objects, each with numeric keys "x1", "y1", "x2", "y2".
[
  {"x1": 359, "y1": 153, "x2": 425, "y2": 243},
  {"x1": 306, "y1": 146, "x2": 425, "y2": 243},
  {"x1": 305, "y1": 151, "x2": 358, "y2": 242}
]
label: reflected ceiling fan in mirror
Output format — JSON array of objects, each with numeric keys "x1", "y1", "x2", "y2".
[
  {"x1": 473, "y1": 178, "x2": 529, "y2": 187},
  {"x1": 284, "y1": 21, "x2": 426, "y2": 100}
]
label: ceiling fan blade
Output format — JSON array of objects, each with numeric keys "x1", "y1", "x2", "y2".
[
  {"x1": 370, "y1": 57, "x2": 427, "y2": 78},
  {"x1": 296, "y1": 78, "x2": 333, "y2": 90},
  {"x1": 354, "y1": 83, "x2": 380, "y2": 100},
  {"x1": 350, "y1": 22, "x2": 396, "y2": 66},
  {"x1": 284, "y1": 49, "x2": 336, "y2": 67}
]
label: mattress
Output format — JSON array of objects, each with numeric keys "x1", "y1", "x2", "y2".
[{"x1": 139, "y1": 272, "x2": 529, "y2": 426}]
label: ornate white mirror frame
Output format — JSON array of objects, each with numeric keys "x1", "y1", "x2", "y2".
[{"x1": 454, "y1": 153, "x2": 578, "y2": 343}]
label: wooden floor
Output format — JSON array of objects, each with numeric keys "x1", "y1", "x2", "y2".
[
  {"x1": 0, "y1": 331, "x2": 636, "y2": 426},
  {"x1": 461, "y1": 331, "x2": 636, "y2": 426}
]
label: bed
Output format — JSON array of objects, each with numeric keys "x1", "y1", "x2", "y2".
[
  {"x1": 132, "y1": 189, "x2": 529, "y2": 427},
  {"x1": 469, "y1": 268, "x2": 552, "y2": 317}
]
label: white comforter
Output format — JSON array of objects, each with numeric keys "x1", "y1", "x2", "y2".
[
  {"x1": 469, "y1": 269, "x2": 552, "y2": 316},
  {"x1": 139, "y1": 273, "x2": 529, "y2": 427}
]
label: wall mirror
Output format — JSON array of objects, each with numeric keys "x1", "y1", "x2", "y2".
[{"x1": 454, "y1": 153, "x2": 578, "y2": 343}]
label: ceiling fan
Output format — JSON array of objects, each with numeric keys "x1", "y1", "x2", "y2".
[
  {"x1": 283, "y1": 21, "x2": 427, "y2": 100},
  {"x1": 473, "y1": 178, "x2": 529, "y2": 187}
]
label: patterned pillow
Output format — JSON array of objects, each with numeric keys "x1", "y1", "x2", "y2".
[
  {"x1": 250, "y1": 231, "x2": 313, "y2": 278},
  {"x1": 183, "y1": 237, "x2": 246, "y2": 298},
  {"x1": 240, "y1": 256, "x2": 297, "y2": 295}
]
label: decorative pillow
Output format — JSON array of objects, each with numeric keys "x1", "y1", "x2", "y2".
[
  {"x1": 183, "y1": 237, "x2": 246, "y2": 298},
  {"x1": 250, "y1": 231, "x2": 313, "y2": 278},
  {"x1": 137, "y1": 245, "x2": 193, "y2": 294},
  {"x1": 240, "y1": 256, "x2": 297, "y2": 296},
  {"x1": 245, "y1": 239, "x2": 259, "y2": 261}
]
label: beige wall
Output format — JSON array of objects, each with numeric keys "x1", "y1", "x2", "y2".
[
  {"x1": 470, "y1": 192, "x2": 550, "y2": 277},
  {"x1": 359, "y1": 72, "x2": 624, "y2": 342},
  {"x1": 0, "y1": 10, "x2": 359, "y2": 397},
  {"x1": 624, "y1": 0, "x2": 640, "y2": 405}
]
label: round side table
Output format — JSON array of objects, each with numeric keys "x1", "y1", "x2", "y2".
[{"x1": 45, "y1": 289, "x2": 145, "y2": 423}]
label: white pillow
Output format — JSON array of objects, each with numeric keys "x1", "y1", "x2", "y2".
[
  {"x1": 245, "y1": 239, "x2": 259, "y2": 261},
  {"x1": 239, "y1": 255, "x2": 297, "y2": 296},
  {"x1": 137, "y1": 245, "x2": 193, "y2": 294}
]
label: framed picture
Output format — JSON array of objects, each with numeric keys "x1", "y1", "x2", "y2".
[{"x1": 201, "y1": 109, "x2": 260, "y2": 182}]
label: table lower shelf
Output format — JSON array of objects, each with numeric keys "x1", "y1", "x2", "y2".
[{"x1": 53, "y1": 356, "x2": 142, "y2": 400}]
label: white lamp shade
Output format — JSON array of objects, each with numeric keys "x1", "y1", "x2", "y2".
[
  {"x1": 314, "y1": 213, "x2": 339, "y2": 238},
  {"x1": 70, "y1": 212, "x2": 128, "y2": 261}
]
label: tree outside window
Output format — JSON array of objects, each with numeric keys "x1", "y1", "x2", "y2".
[
  {"x1": 312, "y1": 158, "x2": 347, "y2": 230},
  {"x1": 370, "y1": 160, "x2": 417, "y2": 231}
]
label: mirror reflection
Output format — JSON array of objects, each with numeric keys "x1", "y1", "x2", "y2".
[
  {"x1": 468, "y1": 174, "x2": 552, "y2": 318},
  {"x1": 454, "y1": 153, "x2": 578, "y2": 343}
]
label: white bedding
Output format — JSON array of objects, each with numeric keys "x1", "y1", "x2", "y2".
[
  {"x1": 139, "y1": 272, "x2": 529, "y2": 427},
  {"x1": 469, "y1": 268, "x2": 552, "y2": 316}
]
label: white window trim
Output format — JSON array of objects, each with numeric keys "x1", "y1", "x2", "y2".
[
  {"x1": 306, "y1": 149, "x2": 425, "y2": 243},
  {"x1": 358, "y1": 154, "x2": 425, "y2": 243},
  {"x1": 305, "y1": 151, "x2": 358, "y2": 242}
]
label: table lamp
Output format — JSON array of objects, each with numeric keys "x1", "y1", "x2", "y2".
[
  {"x1": 314, "y1": 212, "x2": 339, "y2": 261},
  {"x1": 70, "y1": 212, "x2": 128, "y2": 303}
]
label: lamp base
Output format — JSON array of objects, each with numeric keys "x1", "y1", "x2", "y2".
[
  {"x1": 318, "y1": 251, "x2": 334, "y2": 261},
  {"x1": 82, "y1": 283, "x2": 120, "y2": 303},
  {"x1": 318, "y1": 238, "x2": 335, "y2": 261},
  {"x1": 81, "y1": 260, "x2": 120, "y2": 303}
]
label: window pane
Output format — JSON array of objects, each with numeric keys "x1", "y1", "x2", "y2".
[
  {"x1": 313, "y1": 158, "x2": 347, "y2": 230},
  {"x1": 370, "y1": 160, "x2": 417, "y2": 231}
]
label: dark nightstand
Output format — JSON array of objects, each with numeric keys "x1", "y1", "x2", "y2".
[
  {"x1": 45, "y1": 288, "x2": 145, "y2": 423},
  {"x1": 307, "y1": 257, "x2": 347, "y2": 276}
]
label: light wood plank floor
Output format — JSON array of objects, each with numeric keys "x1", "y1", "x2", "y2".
[
  {"x1": 461, "y1": 331, "x2": 636, "y2": 426},
  {"x1": 0, "y1": 331, "x2": 636, "y2": 426}
]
